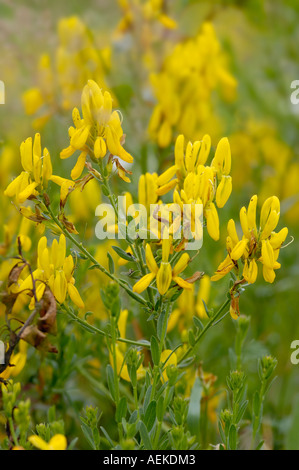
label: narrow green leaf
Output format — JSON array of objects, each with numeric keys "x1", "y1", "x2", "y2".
[
  {"x1": 156, "y1": 395, "x2": 164, "y2": 422},
  {"x1": 187, "y1": 376, "x2": 202, "y2": 437},
  {"x1": 144, "y1": 400, "x2": 157, "y2": 431},
  {"x1": 138, "y1": 421, "x2": 152, "y2": 450},
  {"x1": 228, "y1": 424, "x2": 238, "y2": 450},
  {"x1": 107, "y1": 252, "x2": 115, "y2": 274},
  {"x1": 112, "y1": 245, "x2": 135, "y2": 261},
  {"x1": 150, "y1": 336, "x2": 160, "y2": 366},
  {"x1": 106, "y1": 365, "x2": 116, "y2": 401},
  {"x1": 115, "y1": 396, "x2": 127, "y2": 423},
  {"x1": 193, "y1": 316, "x2": 204, "y2": 331}
]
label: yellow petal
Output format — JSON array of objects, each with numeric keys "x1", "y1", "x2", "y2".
[
  {"x1": 156, "y1": 179, "x2": 178, "y2": 196},
  {"x1": 28, "y1": 435, "x2": 49, "y2": 450},
  {"x1": 230, "y1": 238, "x2": 248, "y2": 261},
  {"x1": 71, "y1": 151, "x2": 87, "y2": 180},
  {"x1": 133, "y1": 272, "x2": 155, "y2": 294},
  {"x1": 48, "y1": 435, "x2": 67, "y2": 451},
  {"x1": 94, "y1": 137, "x2": 107, "y2": 159},
  {"x1": 67, "y1": 283, "x2": 84, "y2": 308},
  {"x1": 260, "y1": 196, "x2": 280, "y2": 231},
  {"x1": 212, "y1": 137, "x2": 231, "y2": 175},
  {"x1": 173, "y1": 276, "x2": 192, "y2": 290},
  {"x1": 205, "y1": 203, "x2": 219, "y2": 241},
  {"x1": 53, "y1": 271, "x2": 67, "y2": 304},
  {"x1": 242, "y1": 259, "x2": 258, "y2": 284},
  {"x1": 240, "y1": 206, "x2": 250, "y2": 239},
  {"x1": 18, "y1": 182, "x2": 38, "y2": 203},
  {"x1": 260, "y1": 210, "x2": 280, "y2": 240},
  {"x1": 156, "y1": 262, "x2": 172, "y2": 295},
  {"x1": 216, "y1": 175, "x2": 232, "y2": 208},
  {"x1": 145, "y1": 244, "x2": 159, "y2": 274},
  {"x1": 172, "y1": 253, "x2": 189, "y2": 277},
  {"x1": 247, "y1": 195, "x2": 257, "y2": 235},
  {"x1": 161, "y1": 350, "x2": 177, "y2": 382},
  {"x1": 261, "y1": 240, "x2": 275, "y2": 269},
  {"x1": 157, "y1": 165, "x2": 177, "y2": 187},
  {"x1": 20, "y1": 137, "x2": 33, "y2": 172},
  {"x1": 227, "y1": 219, "x2": 239, "y2": 246},
  {"x1": 70, "y1": 125, "x2": 90, "y2": 150}
]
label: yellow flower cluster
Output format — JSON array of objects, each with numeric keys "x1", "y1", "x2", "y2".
[
  {"x1": 117, "y1": 0, "x2": 177, "y2": 33},
  {"x1": 230, "y1": 120, "x2": 299, "y2": 224},
  {"x1": 4, "y1": 133, "x2": 75, "y2": 210},
  {"x1": 156, "y1": 134, "x2": 232, "y2": 241},
  {"x1": 133, "y1": 238, "x2": 191, "y2": 295},
  {"x1": 16, "y1": 234, "x2": 84, "y2": 309},
  {"x1": 148, "y1": 22, "x2": 237, "y2": 147},
  {"x1": 61, "y1": 80, "x2": 133, "y2": 182},
  {"x1": 23, "y1": 16, "x2": 112, "y2": 128},
  {"x1": 212, "y1": 195, "x2": 288, "y2": 285},
  {"x1": 4, "y1": 134, "x2": 52, "y2": 204}
]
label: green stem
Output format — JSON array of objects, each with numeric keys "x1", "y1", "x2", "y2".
[
  {"x1": 179, "y1": 297, "x2": 230, "y2": 364},
  {"x1": 93, "y1": 168, "x2": 156, "y2": 310},
  {"x1": 46, "y1": 203, "x2": 148, "y2": 307},
  {"x1": 111, "y1": 315, "x2": 123, "y2": 441},
  {"x1": 62, "y1": 303, "x2": 150, "y2": 348},
  {"x1": 153, "y1": 383, "x2": 171, "y2": 449},
  {"x1": 135, "y1": 242, "x2": 155, "y2": 307},
  {"x1": 8, "y1": 417, "x2": 19, "y2": 448},
  {"x1": 150, "y1": 300, "x2": 169, "y2": 401},
  {"x1": 133, "y1": 384, "x2": 139, "y2": 418}
]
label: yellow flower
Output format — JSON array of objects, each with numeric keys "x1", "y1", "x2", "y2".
[
  {"x1": 18, "y1": 234, "x2": 84, "y2": 309},
  {"x1": 133, "y1": 239, "x2": 191, "y2": 296},
  {"x1": 212, "y1": 195, "x2": 288, "y2": 288},
  {"x1": 28, "y1": 434, "x2": 67, "y2": 450},
  {"x1": 196, "y1": 275, "x2": 211, "y2": 319},
  {"x1": 160, "y1": 350, "x2": 177, "y2": 382},
  {"x1": 23, "y1": 16, "x2": 112, "y2": 127},
  {"x1": 148, "y1": 22, "x2": 236, "y2": 147},
  {"x1": 4, "y1": 134, "x2": 52, "y2": 204},
  {"x1": 0, "y1": 342, "x2": 27, "y2": 381},
  {"x1": 60, "y1": 80, "x2": 133, "y2": 181},
  {"x1": 156, "y1": 134, "x2": 232, "y2": 241},
  {"x1": 110, "y1": 310, "x2": 145, "y2": 382}
]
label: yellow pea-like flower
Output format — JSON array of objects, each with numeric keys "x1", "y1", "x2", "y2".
[
  {"x1": 247, "y1": 195, "x2": 257, "y2": 236},
  {"x1": 29, "y1": 434, "x2": 67, "y2": 451},
  {"x1": 18, "y1": 235, "x2": 84, "y2": 309},
  {"x1": 212, "y1": 194, "x2": 288, "y2": 288},
  {"x1": 60, "y1": 80, "x2": 133, "y2": 181},
  {"x1": 205, "y1": 202, "x2": 219, "y2": 241},
  {"x1": 133, "y1": 240, "x2": 191, "y2": 296},
  {"x1": 243, "y1": 259, "x2": 258, "y2": 284},
  {"x1": 156, "y1": 262, "x2": 173, "y2": 296},
  {"x1": 216, "y1": 175, "x2": 232, "y2": 208},
  {"x1": 161, "y1": 350, "x2": 177, "y2": 382},
  {"x1": 4, "y1": 133, "x2": 53, "y2": 203},
  {"x1": 212, "y1": 137, "x2": 231, "y2": 175},
  {"x1": 230, "y1": 238, "x2": 248, "y2": 261},
  {"x1": 260, "y1": 196, "x2": 280, "y2": 231},
  {"x1": 94, "y1": 137, "x2": 107, "y2": 159}
]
